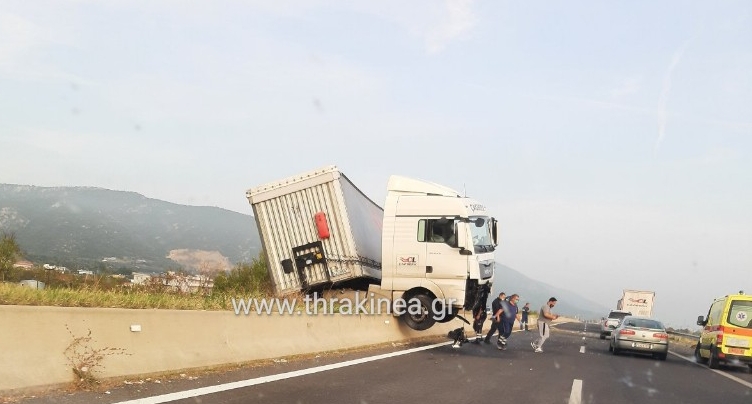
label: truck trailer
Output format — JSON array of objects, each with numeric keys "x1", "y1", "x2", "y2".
[
  {"x1": 246, "y1": 165, "x2": 498, "y2": 331},
  {"x1": 617, "y1": 289, "x2": 656, "y2": 317},
  {"x1": 246, "y1": 166, "x2": 383, "y2": 295}
]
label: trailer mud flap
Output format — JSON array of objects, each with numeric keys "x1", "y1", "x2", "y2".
[{"x1": 291, "y1": 241, "x2": 328, "y2": 289}]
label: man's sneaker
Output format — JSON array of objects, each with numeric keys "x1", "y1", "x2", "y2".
[
  {"x1": 452, "y1": 341, "x2": 461, "y2": 349},
  {"x1": 530, "y1": 341, "x2": 537, "y2": 350},
  {"x1": 534, "y1": 347, "x2": 543, "y2": 353},
  {"x1": 484, "y1": 339, "x2": 491, "y2": 344}
]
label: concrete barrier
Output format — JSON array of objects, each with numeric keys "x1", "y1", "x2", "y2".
[{"x1": 0, "y1": 303, "x2": 466, "y2": 393}]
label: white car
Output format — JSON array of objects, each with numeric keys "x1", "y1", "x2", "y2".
[
  {"x1": 609, "y1": 316, "x2": 669, "y2": 361},
  {"x1": 600, "y1": 310, "x2": 631, "y2": 339}
]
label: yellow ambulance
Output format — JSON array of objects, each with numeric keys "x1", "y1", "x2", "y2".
[{"x1": 695, "y1": 292, "x2": 752, "y2": 370}]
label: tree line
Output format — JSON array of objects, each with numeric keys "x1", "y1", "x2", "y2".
[{"x1": 1, "y1": 233, "x2": 272, "y2": 296}]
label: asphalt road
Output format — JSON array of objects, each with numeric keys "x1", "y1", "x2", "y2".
[{"x1": 13, "y1": 321, "x2": 752, "y2": 404}]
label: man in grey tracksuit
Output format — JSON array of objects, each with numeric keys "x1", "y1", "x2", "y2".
[{"x1": 531, "y1": 297, "x2": 559, "y2": 353}]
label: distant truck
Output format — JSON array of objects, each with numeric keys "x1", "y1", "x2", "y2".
[
  {"x1": 617, "y1": 290, "x2": 655, "y2": 317},
  {"x1": 246, "y1": 165, "x2": 498, "y2": 331}
]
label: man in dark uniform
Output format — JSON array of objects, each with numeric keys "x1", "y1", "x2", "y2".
[
  {"x1": 471, "y1": 285, "x2": 490, "y2": 342},
  {"x1": 520, "y1": 302, "x2": 530, "y2": 331},
  {"x1": 498, "y1": 294, "x2": 521, "y2": 350},
  {"x1": 483, "y1": 292, "x2": 506, "y2": 344}
]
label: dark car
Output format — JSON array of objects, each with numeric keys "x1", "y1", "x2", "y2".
[{"x1": 609, "y1": 315, "x2": 669, "y2": 360}]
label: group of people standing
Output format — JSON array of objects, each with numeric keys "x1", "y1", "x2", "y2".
[{"x1": 472, "y1": 292, "x2": 559, "y2": 353}]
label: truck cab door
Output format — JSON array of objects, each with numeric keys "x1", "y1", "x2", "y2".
[{"x1": 424, "y1": 219, "x2": 467, "y2": 302}]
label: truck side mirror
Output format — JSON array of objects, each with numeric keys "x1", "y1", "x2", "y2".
[
  {"x1": 491, "y1": 218, "x2": 498, "y2": 246},
  {"x1": 696, "y1": 315, "x2": 706, "y2": 326}
]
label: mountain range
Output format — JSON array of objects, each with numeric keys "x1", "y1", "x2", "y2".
[
  {"x1": 491, "y1": 263, "x2": 610, "y2": 321},
  {"x1": 0, "y1": 184, "x2": 608, "y2": 319},
  {"x1": 0, "y1": 184, "x2": 261, "y2": 273}
]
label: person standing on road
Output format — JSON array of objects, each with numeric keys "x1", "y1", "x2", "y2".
[
  {"x1": 484, "y1": 292, "x2": 506, "y2": 344},
  {"x1": 498, "y1": 294, "x2": 521, "y2": 350},
  {"x1": 473, "y1": 285, "x2": 490, "y2": 344},
  {"x1": 531, "y1": 297, "x2": 559, "y2": 353},
  {"x1": 520, "y1": 302, "x2": 531, "y2": 331}
]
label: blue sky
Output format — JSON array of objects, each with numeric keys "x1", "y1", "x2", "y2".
[{"x1": 1, "y1": 1, "x2": 750, "y2": 327}]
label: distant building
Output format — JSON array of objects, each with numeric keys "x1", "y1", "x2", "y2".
[
  {"x1": 13, "y1": 260, "x2": 34, "y2": 269},
  {"x1": 130, "y1": 271, "x2": 213, "y2": 293},
  {"x1": 131, "y1": 272, "x2": 153, "y2": 284},
  {"x1": 77, "y1": 269, "x2": 94, "y2": 275},
  {"x1": 19, "y1": 280, "x2": 45, "y2": 289}
]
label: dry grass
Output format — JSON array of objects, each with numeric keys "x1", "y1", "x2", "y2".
[{"x1": 0, "y1": 282, "x2": 269, "y2": 310}]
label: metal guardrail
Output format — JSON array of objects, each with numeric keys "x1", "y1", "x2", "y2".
[
  {"x1": 559, "y1": 319, "x2": 700, "y2": 340},
  {"x1": 668, "y1": 330, "x2": 699, "y2": 339}
]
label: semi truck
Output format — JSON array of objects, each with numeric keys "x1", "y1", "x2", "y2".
[
  {"x1": 246, "y1": 165, "x2": 498, "y2": 331},
  {"x1": 617, "y1": 289, "x2": 655, "y2": 318}
]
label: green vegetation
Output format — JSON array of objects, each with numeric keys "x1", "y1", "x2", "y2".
[
  {"x1": 0, "y1": 254, "x2": 274, "y2": 310},
  {"x1": 0, "y1": 282, "x2": 232, "y2": 310},
  {"x1": 213, "y1": 254, "x2": 272, "y2": 295},
  {"x1": 0, "y1": 233, "x2": 22, "y2": 282}
]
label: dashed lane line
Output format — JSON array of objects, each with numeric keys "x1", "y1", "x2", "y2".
[{"x1": 568, "y1": 379, "x2": 583, "y2": 404}]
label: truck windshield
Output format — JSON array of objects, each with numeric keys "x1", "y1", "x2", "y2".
[{"x1": 469, "y1": 216, "x2": 494, "y2": 252}]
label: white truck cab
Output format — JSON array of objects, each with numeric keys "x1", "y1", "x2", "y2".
[
  {"x1": 380, "y1": 175, "x2": 497, "y2": 330},
  {"x1": 247, "y1": 167, "x2": 497, "y2": 331}
]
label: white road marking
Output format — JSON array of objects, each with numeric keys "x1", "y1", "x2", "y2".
[
  {"x1": 579, "y1": 346, "x2": 586, "y2": 353},
  {"x1": 568, "y1": 379, "x2": 583, "y2": 404},
  {"x1": 670, "y1": 351, "x2": 752, "y2": 389},
  {"x1": 112, "y1": 341, "x2": 452, "y2": 404}
]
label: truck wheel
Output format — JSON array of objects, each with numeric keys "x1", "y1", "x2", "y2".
[
  {"x1": 708, "y1": 346, "x2": 720, "y2": 369},
  {"x1": 402, "y1": 294, "x2": 436, "y2": 331},
  {"x1": 694, "y1": 343, "x2": 708, "y2": 365}
]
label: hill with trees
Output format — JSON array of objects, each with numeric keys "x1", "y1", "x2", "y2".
[{"x1": 0, "y1": 184, "x2": 261, "y2": 274}]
